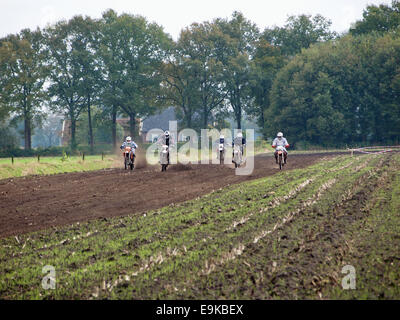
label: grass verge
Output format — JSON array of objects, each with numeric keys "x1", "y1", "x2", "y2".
[{"x1": 0, "y1": 155, "x2": 120, "y2": 180}]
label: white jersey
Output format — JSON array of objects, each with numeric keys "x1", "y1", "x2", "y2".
[
  {"x1": 272, "y1": 137, "x2": 289, "y2": 152},
  {"x1": 120, "y1": 141, "x2": 138, "y2": 151},
  {"x1": 272, "y1": 137, "x2": 288, "y2": 147},
  {"x1": 157, "y1": 134, "x2": 175, "y2": 147}
]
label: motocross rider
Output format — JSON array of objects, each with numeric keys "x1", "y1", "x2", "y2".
[
  {"x1": 215, "y1": 134, "x2": 230, "y2": 148},
  {"x1": 120, "y1": 136, "x2": 138, "y2": 153},
  {"x1": 120, "y1": 136, "x2": 138, "y2": 165},
  {"x1": 272, "y1": 132, "x2": 289, "y2": 164},
  {"x1": 232, "y1": 132, "x2": 246, "y2": 165},
  {"x1": 232, "y1": 132, "x2": 246, "y2": 155},
  {"x1": 157, "y1": 131, "x2": 175, "y2": 164},
  {"x1": 215, "y1": 134, "x2": 229, "y2": 159}
]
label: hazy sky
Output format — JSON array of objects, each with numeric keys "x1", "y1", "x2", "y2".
[{"x1": 0, "y1": 0, "x2": 393, "y2": 39}]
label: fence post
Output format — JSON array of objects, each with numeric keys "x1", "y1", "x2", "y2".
[
  {"x1": 11, "y1": 156, "x2": 14, "y2": 165},
  {"x1": 37, "y1": 154, "x2": 40, "y2": 163},
  {"x1": 102, "y1": 152, "x2": 104, "y2": 161},
  {"x1": 82, "y1": 153, "x2": 85, "y2": 161}
]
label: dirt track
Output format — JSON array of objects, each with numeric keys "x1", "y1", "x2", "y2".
[{"x1": 0, "y1": 153, "x2": 336, "y2": 238}]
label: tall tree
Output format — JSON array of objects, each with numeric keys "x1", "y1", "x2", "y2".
[
  {"x1": 45, "y1": 19, "x2": 87, "y2": 150},
  {"x1": 99, "y1": 10, "x2": 172, "y2": 139},
  {"x1": 45, "y1": 16, "x2": 101, "y2": 152},
  {"x1": 267, "y1": 32, "x2": 400, "y2": 147},
  {"x1": 214, "y1": 11, "x2": 259, "y2": 129},
  {"x1": 0, "y1": 39, "x2": 13, "y2": 121},
  {"x1": 365, "y1": 32, "x2": 400, "y2": 143},
  {"x1": 158, "y1": 53, "x2": 200, "y2": 129},
  {"x1": 249, "y1": 38, "x2": 285, "y2": 138},
  {"x1": 177, "y1": 22, "x2": 227, "y2": 128},
  {"x1": 267, "y1": 43, "x2": 346, "y2": 146},
  {"x1": 67, "y1": 16, "x2": 102, "y2": 153},
  {"x1": 98, "y1": 10, "x2": 122, "y2": 149},
  {"x1": 350, "y1": 0, "x2": 400, "y2": 36},
  {"x1": 263, "y1": 14, "x2": 337, "y2": 57},
  {"x1": 0, "y1": 29, "x2": 48, "y2": 150}
]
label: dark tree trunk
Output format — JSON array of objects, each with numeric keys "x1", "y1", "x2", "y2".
[
  {"x1": 203, "y1": 105, "x2": 208, "y2": 129},
  {"x1": 24, "y1": 117, "x2": 32, "y2": 150},
  {"x1": 87, "y1": 95, "x2": 94, "y2": 154},
  {"x1": 236, "y1": 117, "x2": 241, "y2": 130},
  {"x1": 235, "y1": 106, "x2": 242, "y2": 129},
  {"x1": 185, "y1": 112, "x2": 192, "y2": 129},
  {"x1": 260, "y1": 106, "x2": 266, "y2": 137},
  {"x1": 112, "y1": 105, "x2": 117, "y2": 150},
  {"x1": 129, "y1": 112, "x2": 136, "y2": 138},
  {"x1": 70, "y1": 117, "x2": 77, "y2": 151}
]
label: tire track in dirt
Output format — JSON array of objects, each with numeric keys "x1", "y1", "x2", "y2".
[
  {"x1": 200, "y1": 178, "x2": 337, "y2": 276},
  {"x1": 198, "y1": 155, "x2": 374, "y2": 277},
  {"x1": 0, "y1": 153, "x2": 334, "y2": 238},
  {"x1": 116, "y1": 157, "x2": 366, "y2": 292},
  {"x1": 89, "y1": 155, "x2": 379, "y2": 297},
  {"x1": 195, "y1": 155, "x2": 390, "y2": 299}
]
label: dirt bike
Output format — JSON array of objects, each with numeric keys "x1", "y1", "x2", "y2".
[
  {"x1": 123, "y1": 146, "x2": 135, "y2": 170},
  {"x1": 218, "y1": 143, "x2": 225, "y2": 165},
  {"x1": 232, "y1": 145, "x2": 243, "y2": 168},
  {"x1": 276, "y1": 146, "x2": 286, "y2": 170},
  {"x1": 160, "y1": 145, "x2": 169, "y2": 172}
]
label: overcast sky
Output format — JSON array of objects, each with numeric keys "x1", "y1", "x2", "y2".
[{"x1": 0, "y1": 0, "x2": 393, "y2": 39}]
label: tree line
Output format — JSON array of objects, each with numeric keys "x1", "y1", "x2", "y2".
[
  {"x1": 266, "y1": 1, "x2": 400, "y2": 147},
  {"x1": 1, "y1": 1, "x2": 399, "y2": 153}
]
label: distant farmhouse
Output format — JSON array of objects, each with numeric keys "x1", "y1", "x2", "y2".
[{"x1": 61, "y1": 106, "x2": 177, "y2": 146}]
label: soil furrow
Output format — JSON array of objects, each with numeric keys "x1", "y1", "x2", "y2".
[{"x1": 0, "y1": 153, "x2": 335, "y2": 238}]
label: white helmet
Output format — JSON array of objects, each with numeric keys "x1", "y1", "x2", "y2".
[
  {"x1": 220, "y1": 134, "x2": 225, "y2": 139},
  {"x1": 126, "y1": 136, "x2": 132, "y2": 142},
  {"x1": 165, "y1": 130, "x2": 170, "y2": 137},
  {"x1": 277, "y1": 132, "x2": 283, "y2": 138},
  {"x1": 237, "y1": 132, "x2": 243, "y2": 138}
]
